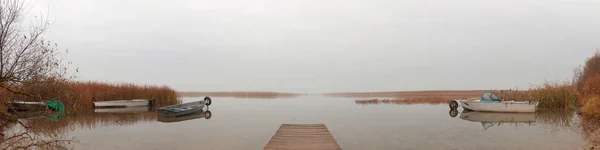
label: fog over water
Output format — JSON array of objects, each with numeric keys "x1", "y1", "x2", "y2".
[{"x1": 31, "y1": 0, "x2": 600, "y2": 92}]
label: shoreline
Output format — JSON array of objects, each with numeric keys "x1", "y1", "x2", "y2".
[
  {"x1": 324, "y1": 90, "x2": 493, "y2": 98},
  {"x1": 179, "y1": 90, "x2": 498, "y2": 99}
]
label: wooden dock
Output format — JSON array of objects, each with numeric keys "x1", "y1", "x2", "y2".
[{"x1": 264, "y1": 124, "x2": 341, "y2": 150}]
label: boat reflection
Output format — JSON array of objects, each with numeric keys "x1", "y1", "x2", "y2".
[
  {"x1": 94, "y1": 106, "x2": 154, "y2": 114},
  {"x1": 459, "y1": 111, "x2": 535, "y2": 130},
  {"x1": 157, "y1": 106, "x2": 212, "y2": 123},
  {"x1": 449, "y1": 109, "x2": 459, "y2": 118},
  {"x1": 1, "y1": 112, "x2": 71, "y2": 149}
]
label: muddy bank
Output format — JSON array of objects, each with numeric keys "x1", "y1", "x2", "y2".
[{"x1": 582, "y1": 116, "x2": 600, "y2": 150}]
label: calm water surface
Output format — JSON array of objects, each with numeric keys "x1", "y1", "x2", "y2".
[{"x1": 5, "y1": 95, "x2": 588, "y2": 149}]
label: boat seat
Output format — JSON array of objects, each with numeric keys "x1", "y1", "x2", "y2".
[{"x1": 170, "y1": 108, "x2": 186, "y2": 111}]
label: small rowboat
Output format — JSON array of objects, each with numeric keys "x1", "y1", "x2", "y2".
[
  {"x1": 93, "y1": 99, "x2": 156, "y2": 108},
  {"x1": 9, "y1": 100, "x2": 65, "y2": 112},
  {"x1": 157, "y1": 97, "x2": 212, "y2": 117}
]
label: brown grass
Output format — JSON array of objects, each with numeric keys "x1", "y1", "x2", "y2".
[
  {"x1": 2, "y1": 81, "x2": 180, "y2": 111},
  {"x1": 582, "y1": 97, "x2": 600, "y2": 119},
  {"x1": 497, "y1": 83, "x2": 580, "y2": 109},
  {"x1": 575, "y1": 52, "x2": 600, "y2": 118},
  {"x1": 178, "y1": 91, "x2": 300, "y2": 99},
  {"x1": 355, "y1": 97, "x2": 451, "y2": 105},
  {"x1": 580, "y1": 74, "x2": 600, "y2": 98}
]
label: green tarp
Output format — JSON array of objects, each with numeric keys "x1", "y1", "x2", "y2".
[{"x1": 45, "y1": 100, "x2": 65, "y2": 120}]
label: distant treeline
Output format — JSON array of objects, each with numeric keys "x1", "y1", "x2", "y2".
[{"x1": 178, "y1": 91, "x2": 299, "y2": 99}]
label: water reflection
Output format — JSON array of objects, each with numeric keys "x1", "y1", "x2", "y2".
[
  {"x1": 9, "y1": 110, "x2": 64, "y2": 122},
  {"x1": 1, "y1": 111, "x2": 73, "y2": 149},
  {"x1": 449, "y1": 109, "x2": 459, "y2": 118},
  {"x1": 1, "y1": 95, "x2": 595, "y2": 149},
  {"x1": 450, "y1": 109, "x2": 581, "y2": 131},
  {"x1": 355, "y1": 98, "x2": 450, "y2": 105},
  {"x1": 157, "y1": 110, "x2": 212, "y2": 123},
  {"x1": 1, "y1": 127, "x2": 74, "y2": 149},
  {"x1": 459, "y1": 111, "x2": 535, "y2": 130},
  {"x1": 581, "y1": 116, "x2": 600, "y2": 149},
  {"x1": 3, "y1": 106, "x2": 215, "y2": 138},
  {"x1": 94, "y1": 106, "x2": 154, "y2": 113}
]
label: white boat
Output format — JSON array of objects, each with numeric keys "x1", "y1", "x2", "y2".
[
  {"x1": 93, "y1": 99, "x2": 156, "y2": 108},
  {"x1": 94, "y1": 106, "x2": 153, "y2": 113},
  {"x1": 450, "y1": 92, "x2": 538, "y2": 113}
]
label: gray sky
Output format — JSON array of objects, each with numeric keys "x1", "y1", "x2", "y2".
[{"x1": 31, "y1": 0, "x2": 600, "y2": 93}]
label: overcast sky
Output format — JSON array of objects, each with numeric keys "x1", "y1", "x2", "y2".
[{"x1": 29, "y1": 0, "x2": 600, "y2": 93}]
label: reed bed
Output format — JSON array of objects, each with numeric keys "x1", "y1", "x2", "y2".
[
  {"x1": 355, "y1": 97, "x2": 451, "y2": 105},
  {"x1": 3, "y1": 81, "x2": 180, "y2": 111},
  {"x1": 178, "y1": 91, "x2": 299, "y2": 99},
  {"x1": 63, "y1": 81, "x2": 180, "y2": 109},
  {"x1": 497, "y1": 83, "x2": 580, "y2": 110}
]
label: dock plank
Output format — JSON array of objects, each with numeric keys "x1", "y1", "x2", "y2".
[{"x1": 264, "y1": 124, "x2": 341, "y2": 150}]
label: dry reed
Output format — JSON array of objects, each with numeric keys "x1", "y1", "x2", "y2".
[
  {"x1": 575, "y1": 52, "x2": 600, "y2": 117},
  {"x1": 2, "y1": 81, "x2": 180, "y2": 111},
  {"x1": 496, "y1": 83, "x2": 580, "y2": 110}
]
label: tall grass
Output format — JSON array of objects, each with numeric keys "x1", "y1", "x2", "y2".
[
  {"x1": 576, "y1": 52, "x2": 600, "y2": 118},
  {"x1": 63, "y1": 81, "x2": 180, "y2": 109},
  {"x1": 529, "y1": 83, "x2": 580, "y2": 109},
  {"x1": 3, "y1": 81, "x2": 180, "y2": 111},
  {"x1": 497, "y1": 83, "x2": 580, "y2": 110},
  {"x1": 497, "y1": 52, "x2": 600, "y2": 116}
]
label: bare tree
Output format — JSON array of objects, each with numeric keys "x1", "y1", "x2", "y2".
[{"x1": 0, "y1": 0, "x2": 64, "y2": 96}]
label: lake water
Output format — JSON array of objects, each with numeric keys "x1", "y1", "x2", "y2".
[{"x1": 2, "y1": 95, "x2": 593, "y2": 149}]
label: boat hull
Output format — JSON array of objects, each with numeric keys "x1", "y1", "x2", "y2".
[
  {"x1": 9, "y1": 102, "x2": 48, "y2": 112},
  {"x1": 459, "y1": 100, "x2": 538, "y2": 113},
  {"x1": 93, "y1": 99, "x2": 155, "y2": 108},
  {"x1": 94, "y1": 106, "x2": 153, "y2": 113}
]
